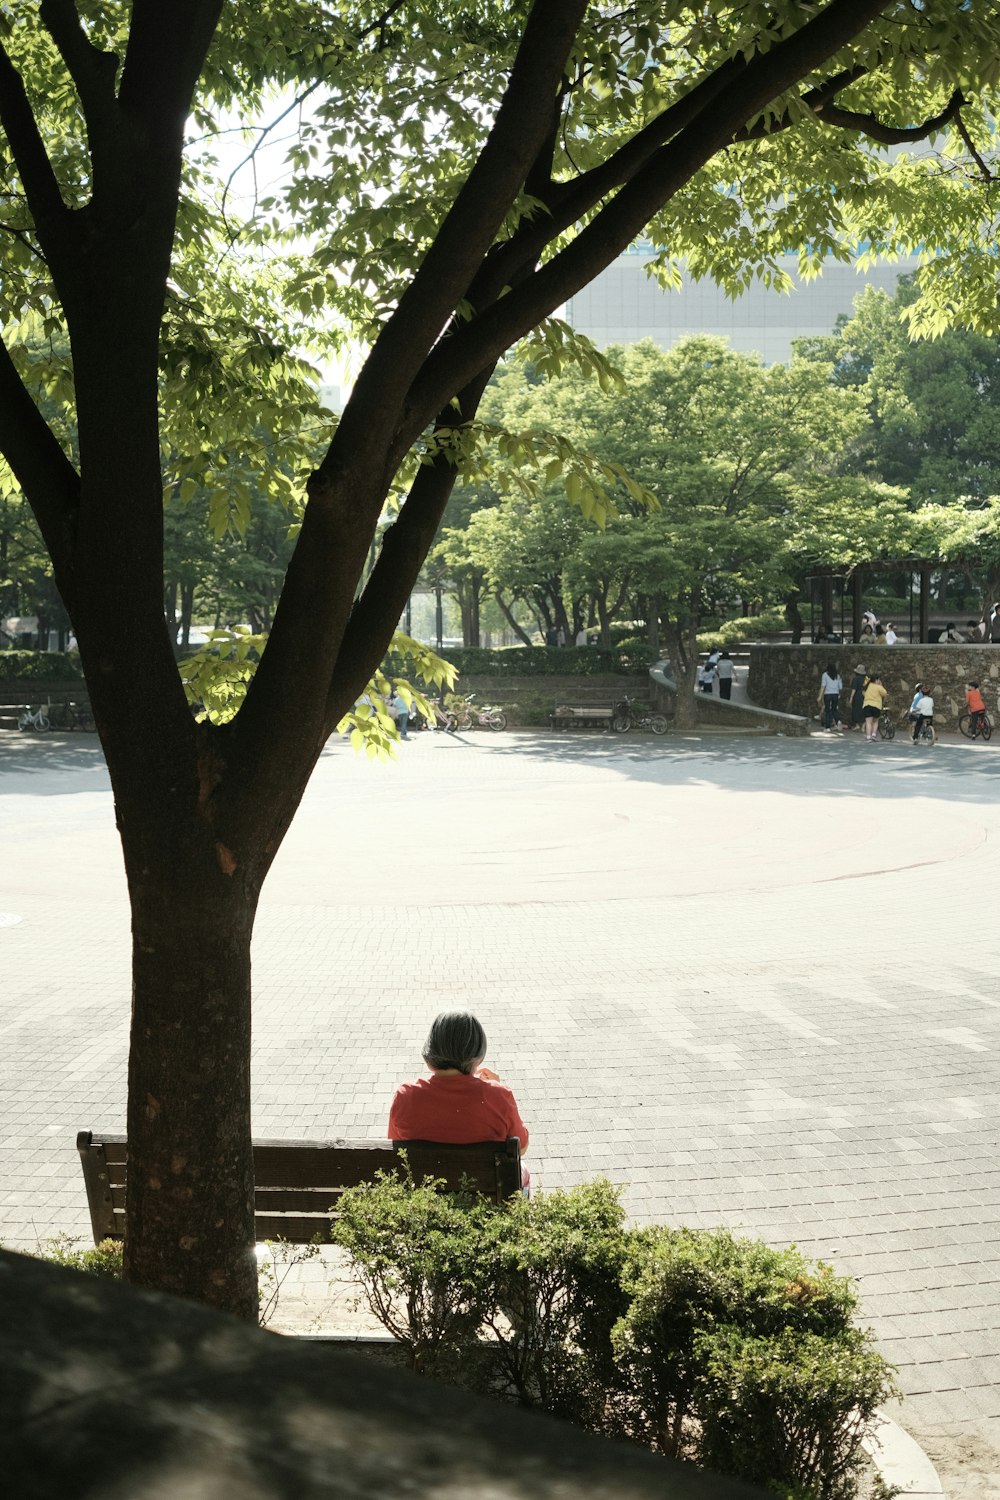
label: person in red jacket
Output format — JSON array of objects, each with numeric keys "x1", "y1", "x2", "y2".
[
  {"x1": 966, "y1": 681, "x2": 987, "y2": 737},
  {"x1": 388, "y1": 1012, "x2": 529, "y2": 1185}
]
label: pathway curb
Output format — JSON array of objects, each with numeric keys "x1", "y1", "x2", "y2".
[{"x1": 865, "y1": 1413, "x2": 946, "y2": 1497}]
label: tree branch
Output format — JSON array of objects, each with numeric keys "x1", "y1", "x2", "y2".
[
  {"x1": 329, "y1": 0, "x2": 589, "y2": 469},
  {"x1": 38, "y1": 0, "x2": 120, "y2": 142},
  {"x1": 811, "y1": 86, "x2": 964, "y2": 144},
  {"x1": 118, "y1": 0, "x2": 224, "y2": 149},
  {"x1": 403, "y1": 0, "x2": 896, "y2": 432},
  {"x1": 324, "y1": 368, "x2": 497, "y2": 729},
  {"x1": 0, "y1": 332, "x2": 80, "y2": 598},
  {"x1": 0, "y1": 37, "x2": 69, "y2": 232},
  {"x1": 955, "y1": 107, "x2": 995, "y2": 182}
]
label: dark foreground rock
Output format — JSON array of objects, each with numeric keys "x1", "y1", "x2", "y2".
[{"x1": 1, "y1": 1248, "x2": 768, "y2": 1500}]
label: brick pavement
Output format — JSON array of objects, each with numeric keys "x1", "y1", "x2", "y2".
[{"x1": 1, "y1": 727, "x2": 999, "y2": 1497}]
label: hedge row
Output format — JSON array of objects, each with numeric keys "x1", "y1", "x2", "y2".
[
  {"x1": 436, "y1": 644, "x2": 659, "y2": 676},
  {"x1": 0, "y1": 650, "x2": 82, "y2": 682}
]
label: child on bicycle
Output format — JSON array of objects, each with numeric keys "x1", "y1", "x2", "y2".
[
  {"x1": 966, "y1": 682, "x2": 986, "y2": 737},
  {"x1": 911, "y1": 687, "x2": 934, "y2": 743}
]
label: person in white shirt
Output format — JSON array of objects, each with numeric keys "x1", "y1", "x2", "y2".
[
  {"x1": 819, "y1": 662, "x2": 842, "y2": 729},
  {"x1": 912, "y1": 689, "x2": 934, "y2": 742},
  {"x1": 715, "y1": 651, "x2": 737, "y2": 700},
  {"x1": 884, "y1": 623, "x2": 898, "y2": 645}
]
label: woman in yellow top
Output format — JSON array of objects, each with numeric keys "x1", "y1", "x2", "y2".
[{"x1": 861, "y1": 674, "x2": 887, "y2": 741}]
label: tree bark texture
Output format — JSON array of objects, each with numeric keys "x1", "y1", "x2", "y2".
[{"x1": 126, "y1": 876, "x2": 259, "y2": 1317}]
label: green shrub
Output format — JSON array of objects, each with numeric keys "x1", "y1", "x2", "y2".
[
  {"x1": 695, "y1": 1326, "x2": 896, "y2": 1500},
  {"x1": 332, "y1": 1169, "x2": 499, "y2": 1377},
  {"x1": 478, "y1": 1180, "x2": 629, "y2": 1421},
  {"x1": 425, "y1": 644, "x2": 657, "y2": 677},
  {"x1": 697, "y1": 610, "x2": 786, "y2": 652},
  {"x1": 35, "y1": 1235, "x2": 123, "y2": 1278},
  {"x1": 331, "y1": 1179, "x2": 894, "y2": 1499},
  {"x1": 611, "y1": 1228, "x2": 862, "y2": 1457},
  {"x1": 0, "y1": 650, "x2": 83, "y2": 682}
]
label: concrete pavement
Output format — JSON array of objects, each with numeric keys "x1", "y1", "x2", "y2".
[{"x1": 1, "y1": 726, "x2": 998, "y2": 1497}]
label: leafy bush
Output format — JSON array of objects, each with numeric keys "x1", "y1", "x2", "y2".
[
  {"x1": 433, "y1": 644, "x2": 657, "y2": 677},
  {"x1": 331, "y1": 1177, "x2": 896, "y2": 1499},
  {"x1": 35, "y1": 1235, "x2": 123, "y2": 1278},
  {"x1": 697, "y1": 610, "x2": 786, "y2": 652},
  {"x1": 696, "y1": 1326, "x2": 895, "y2": 1500},
  {"x1": 0, "y1": 650, "x2": 83, "y2": 682},
  {"x1": 611, "y1": 1228, "x2": 871, "y2": 1458},
  {"x1": 332, "y1": 1169, "x2": 499, "y2": 1377},
  {"x1": 478, "y1": 1181, "x2": 629, "y2": 1422}
]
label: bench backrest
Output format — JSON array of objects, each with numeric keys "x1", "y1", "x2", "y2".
[{"x1": 76, "y1": 1132, "x2": 522, "y2": 1244}]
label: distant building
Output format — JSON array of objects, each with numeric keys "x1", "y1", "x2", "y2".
[{"x1": 565, "y1": 247, "x2": 919, "y2": 364}]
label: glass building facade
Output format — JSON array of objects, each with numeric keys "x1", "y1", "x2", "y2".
[{"x1": 564, "y1": 249, "x2": 919, "y2": 364}]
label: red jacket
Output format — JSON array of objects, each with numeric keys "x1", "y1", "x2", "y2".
[{"x1": 388, "y1": 1072, "x2": 528, "y2": 1149}]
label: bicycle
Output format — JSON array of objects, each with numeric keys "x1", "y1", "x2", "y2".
[
  {"x1": 17, "y1": 702, "x2": 51, "y2": 732},
  {"x1": 48, "y1": 696, "x2": 96, "y2": 732},
  {"x1": 446, "y1": 693, "x2": 508, "y2": 732},
  {"x1": 611, "y1": 694, "x2": 668, "y2": 735},
  {"x1": 958, "y1": 709, "x2": 993, "y2": 741},
  {"x1": 876, "y1": 708, "x2": 895, "y2": 741},
  {"x1": 911, "y1": 717, "x2": 937, "y2": 746}
]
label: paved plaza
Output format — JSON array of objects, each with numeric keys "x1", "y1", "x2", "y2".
[{"x1": 1, "y1": 726, "x2": 999, "y2": 1497}]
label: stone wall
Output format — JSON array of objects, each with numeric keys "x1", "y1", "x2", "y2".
[{"x1": 749, "y1": 644, "x2": 1000, "y2": 729}]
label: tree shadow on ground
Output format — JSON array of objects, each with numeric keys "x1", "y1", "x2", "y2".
[
  {"x1": 0, "y1": 733, "x2": 110, "y2": 792},
  {"x1": 425, "y1": 728, "x2": 1000, "y2": 807}
]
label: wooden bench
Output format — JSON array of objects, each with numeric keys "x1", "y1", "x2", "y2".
[
  {"x1": 76, "y1": 1131, "x2": 522, "y2": 1244},
  {"x1": 549, "y1": 700, "x2": 615, "y2": 729}
]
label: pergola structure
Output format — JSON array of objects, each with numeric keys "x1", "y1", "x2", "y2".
[{"x1": 805, "y1": 561, "x2": 975, "y2": 644}]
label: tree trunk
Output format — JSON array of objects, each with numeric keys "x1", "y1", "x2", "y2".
[
  {"x1": 665, "y1": 619, "x2": 699, "y2": 728},
  {"x1": 125, "y1": 869, "x2": 260, "y2": 1319},
  {"x1": 596, "y1": 593, "x2": 611, "y2": 649},
  {"x1": 494, "y1": 592, "x2": 533, "y2": 647},
  {"x1": 784, "y1": 593, "x2": 804, "y2": 645}
]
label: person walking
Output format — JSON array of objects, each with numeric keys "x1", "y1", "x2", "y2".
[
  {"x1": 819, "y1": 661, "x2": 842, "y2": 729},
  {"x1": 862, "y1": 673, "x2": 887, "y2": 741},
  {"x1": 715, "y1": 651, "x2": 737, "y2": 700},
  {"x1": 849, "y1": 664, "x2": 866, "y2": 731}
]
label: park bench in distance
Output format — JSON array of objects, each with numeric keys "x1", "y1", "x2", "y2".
[
  {"x1": 76, "y1": 1131, "x2": 523, "y2": 1244},
  {"x1": 550, "y1": 699, "x2": 615, "y2": 729}
]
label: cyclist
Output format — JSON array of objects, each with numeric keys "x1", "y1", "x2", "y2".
[
  {"x1": 862, "y1": 673, "x2": 887, "y2": 742},
  {"x1": 911, "y1": 687, "x2": 934, "y2": 743},
  {"x1": 965, "y1": 681, "x2": 987, "y2": 737},
  {"x1": 907, "y1": 683, "x2": 924, "y2": 732}
]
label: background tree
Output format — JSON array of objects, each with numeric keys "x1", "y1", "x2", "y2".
[
  {"x1": 808, "y1": 280, "x2": 1000, "y2": 606},
  {"x1": 1, "y1": 0, "x2": 997, "y2": 1317}
]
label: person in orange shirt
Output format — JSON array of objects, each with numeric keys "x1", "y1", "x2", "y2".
[{"x1": 966, "y1": 681, "x2": 987, "y2": 737}]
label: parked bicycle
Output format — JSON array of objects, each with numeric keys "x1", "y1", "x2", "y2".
[
  {"x1": 17, "y1": 702, "x2": 51, "y2": 732},
  {"x1": 877, "y1": 709, "x2": 895, "y2": 741},
  {"x1": 958, "y1": 709, "x2": 993, "y2": 741},
  {"x1": 446, "y1": 693, "x2": 508, "y2": 732},
  {"x1": 611, "y1": 694, "x2": 668, "y2": 735},
  {"x1": 48, "y1": 697, "x2": 96, "y2": 732}
]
